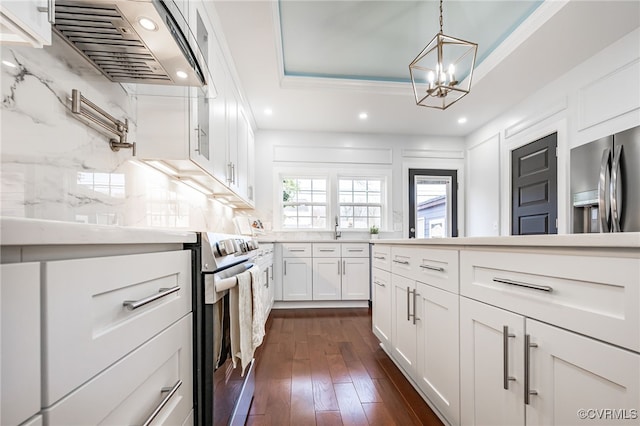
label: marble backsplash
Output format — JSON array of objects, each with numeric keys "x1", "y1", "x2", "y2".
[{"x1": 0, "y1": 38, "x2": 237, "y2": 234}]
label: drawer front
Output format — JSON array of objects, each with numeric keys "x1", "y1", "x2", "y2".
[
  {"x1": 341, "y1": 243, "x2": 369, "y2": 258},
  {"x1": 411, "y1": 248, "x2": 459, "y2": 294},
  {"x1": 460, "y1": 249, "x2": 640, "y2": 352},
  {"x1": 281, "y1": 243, "x2": 312, "y2": 258},
  {"x1": 44, "y1": 314, "x2": 193, "y2": 425},
  {"x1": 313, "y1": 243, "x2": 341, "y2": 257},
  {"x1": 372, "y1": 245, "x2": 391, "y2": 271},
  {"x1": 391, "y1": 246, "x2": 413, "y2": 278},
  {"x1": 43, "y1": 250, "x2": 192, "y2": 405},
  {"x1": 1, "y1": 262, "x2": 41, "y2": 426}
]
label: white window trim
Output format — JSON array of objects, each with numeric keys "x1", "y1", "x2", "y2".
[{"x1": 273, "y1": 166, "x2": 392, "y2": 232}]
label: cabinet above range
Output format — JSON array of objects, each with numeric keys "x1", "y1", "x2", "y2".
[{"x1": 134, "y1": 1, "x2": 254, "y2": 208}]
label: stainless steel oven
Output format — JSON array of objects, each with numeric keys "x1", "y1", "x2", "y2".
[{"x1": 186, "y1": 232, "x2": 259, "y2": 426}]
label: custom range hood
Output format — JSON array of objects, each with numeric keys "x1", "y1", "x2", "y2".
[{"x1": 53, "y1": 0, "x2": 206, "y2": 86}]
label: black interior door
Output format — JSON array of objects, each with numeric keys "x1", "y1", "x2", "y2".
[
  {"x1": 409, "y1": 169, "x2": 458, "y2": 238},
  {"x1": 511, "y1": 133, "x2": 558, "y2": 235}
]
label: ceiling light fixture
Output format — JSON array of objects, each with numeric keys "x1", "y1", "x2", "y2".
[
  {"x1": 264, "y1": 108, "x2": 273, "y2": 116},
  {"x1": 359, "y1": 112, "x2": 368, "y2": 120},
  {"x1": 409, "y1": 0, "x2": 478, "y2": 110},
  {"x1": 176, "y1": 70, "x2": 188, "y2": 79},
  {"x1": 458, "y1": 117, "x2": 467, "y2": 124}
]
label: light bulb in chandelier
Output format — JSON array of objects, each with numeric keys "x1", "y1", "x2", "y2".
[{"x1": 448, "y1": 64, "x2": 458, "y2": 86}]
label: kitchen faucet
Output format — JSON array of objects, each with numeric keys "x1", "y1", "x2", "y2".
[{"x1": 334, "y1": 216, "x2": 341, "y2": 240}]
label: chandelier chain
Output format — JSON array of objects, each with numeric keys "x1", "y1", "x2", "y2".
[{"x1": 439, "y1": 0, "x2": 443, "y2": 34}]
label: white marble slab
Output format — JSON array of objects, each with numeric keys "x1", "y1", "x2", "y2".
[
  {"x1": 370, "y1": 233, "x2": 640, "y2": 248},
  {"x1": 1, "y1": 35, "x2": 235, "y2": 234},
  {"x1": 0, "y1": 217, "x2": 196, "y2": 246}
]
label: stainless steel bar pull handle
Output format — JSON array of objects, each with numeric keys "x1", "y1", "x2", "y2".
[
  {"x1": 524, "y1": 334, "x2": 538, "y2": 405},
  {"x1": 338, "y1": 260, "x2": 341, "y2": 275},
  {"x1": 611, "y1": 144, "x2": 623, "y2": 232},
  {"x1": 503, "y1": 326, "x2": 516, "y2": 390},
  {"x1": 374, "y1": 256, "x2": 386, "y2": 260},
  {"x1": 419, "y1": 264, "x2": 445, "y2": 272},
  {"x1": 123, "y1": 286, "x2": 180, "y2": 311},
  {"x1": 374, "y1": 280, "x2": 386, "y2": 287},
  {"x1": 493, "y1": 278, "x2": 552, "y2": 293},
  {"x1": 342, "y1": 260, "x2": 346, "y2": 275},
  {"x1": 393, "y1": 259, "x2": 410, "y2": 265},
  {"x1": 412, "y1": 291, "x2": 419, "y2": 325},
  {"x1": 406, "y1": 287, "x2": 411, "y2": 321},
  {"x1": 142, "y1": 380, "x2": 182, "y2": 426},
  {"x1": 38, "y1": 1, "x2": 55, "y2": 24},
  {"x1": 284, "y1": 260, "x2": 287, "y2": 275},
  {"x1": 598, "y1": 147, "x2": 612, "y2": 232}
]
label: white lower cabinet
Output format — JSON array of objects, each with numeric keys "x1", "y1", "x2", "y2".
[
  {"x1": 372, "y1": 267, "x2": 392, "y2": 348},
  {"x1": 341, "y1": 257, "x2": 369, "y2": 300},
  {"x1": 44, "y1": 314, "x2": 193, "y2": 426},
  {"x1": 460, "y1": 297, "x2": 640, "y2": 426},
  {"x1": 313, "y1": 257, "x2": 341, "y2": 300},
  {"x1": 391, "y1": 274, "x2": 418, "y2": 376},
  {"x1": 416, "y1": 282, "x2": 460, "y2": 426},
  {"x1": 1, "y1": 262, "x2": 41, "y2": 426},
  {"x1": 282, "y1": 257, "x2": 313, "y2": 301},
  {"x1": 460, "y1": 297, "x2": 525, "y2": 426},
  {"x1": 525, "y1": 319, "x2": 639, "y2": 426}
]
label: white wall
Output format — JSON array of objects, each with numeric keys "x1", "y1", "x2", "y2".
[
  {"x1": 254, "y1": 129, "x2": 465, "y2": 239},
  {"x1": 465, "y1": 28, "x2": 640, "y2": 236}
]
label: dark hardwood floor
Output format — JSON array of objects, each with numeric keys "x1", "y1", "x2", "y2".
[{"x1": 247, "y1": 308, "x2": 444, "y2": 426}]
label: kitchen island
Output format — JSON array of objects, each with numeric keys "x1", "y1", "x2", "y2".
[
  {"x1": 0, "y1": 217, "x2": 197, "y2": 426},
  {"x1": 371, "y1": 233, "x2": 639, "y2": 426}
]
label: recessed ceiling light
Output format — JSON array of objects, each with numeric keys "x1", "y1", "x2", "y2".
[
  {"x1": 2, "y1": 60, "x2": 16, "y2": 68},
  {"x1": 138, "y1": 17, "x2": 158, "y2": 31},
  {"x1": 264, "y1": 108, "x2": 273, "y2": 116},
  {"x1": 458, "y1": 117, "x2": 468, "y2": 124},
  {"x1": 176, "y1": 70, "x2": 188, "y2": 79},
  {"x1": 359, "y1": 112, "x2": 368, "y2": 120}
]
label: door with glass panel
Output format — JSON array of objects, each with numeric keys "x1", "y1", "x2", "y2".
[{"x1": 409, "y1": 169, "x2": 458, "y2": 238}]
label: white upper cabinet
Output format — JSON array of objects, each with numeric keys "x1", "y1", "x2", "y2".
[
  {"x1": 0, "y1": 0, "x2": 53, "y2": 48},
  {"x1": 136, "y1": 0, "x2": 255, "y2": 208}
]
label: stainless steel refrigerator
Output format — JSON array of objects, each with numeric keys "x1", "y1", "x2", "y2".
[{"x1": 571, "y1": 125, "x2": 640, "y2": 233}]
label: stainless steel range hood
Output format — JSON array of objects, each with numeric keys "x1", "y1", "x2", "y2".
[{"x1": 53, "y1": 0, "x2": 206, "y2": 86}]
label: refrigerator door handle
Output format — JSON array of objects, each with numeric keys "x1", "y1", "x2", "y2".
[
  {"x1": 611, "y1": 145, "x2": 623, "y2": 232},
  {"x1": 598, "y1": 147, "x2": 612, "y2": 232}
]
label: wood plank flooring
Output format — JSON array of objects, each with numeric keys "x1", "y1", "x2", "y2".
[{"x1": 247, "y1": 308, "x2": 444, "y2": 426}]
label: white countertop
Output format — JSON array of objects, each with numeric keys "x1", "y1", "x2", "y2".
[
  {"x1": 0, "y1": 217, "x2": 197, "y2": 246},
  {"x1": 372, "y1": 233, "x2": 640, "y2": 248},
  {"x1": 257, "y1": 238, "x2": 370, "y2": 244}
]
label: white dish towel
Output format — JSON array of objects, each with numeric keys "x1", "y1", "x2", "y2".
[{"x1": 250, "y1": 265, "x2": 266, "y2": 348}]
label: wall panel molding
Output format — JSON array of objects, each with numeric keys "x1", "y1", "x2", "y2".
[
  {"x1": 402, "y1": 149, "x2": 464, "y2": 159},
  {"x1": 504, "y1": 97, "x2": 568, "y2": 140},
  {"x1": 578, "y1": 58, "x2": 640, "y2": 131},
  {"x1": 273, "y1": 145, "x2": 392, "y2": 164}
]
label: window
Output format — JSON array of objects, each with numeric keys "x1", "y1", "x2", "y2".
[
  {"x1": 281, "y1": 177, "x2": 327, "y2": 229},
  {"x1": 338, "y1": 177, "x2": 382, "y2": 229}
]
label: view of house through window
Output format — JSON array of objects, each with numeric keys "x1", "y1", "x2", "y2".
[
  {"x1": 282, "y1": 177, "x2": 327, "y2": 229},
  {"x1": 338, "y1": 178, "x2": 382, "y2": 229}
]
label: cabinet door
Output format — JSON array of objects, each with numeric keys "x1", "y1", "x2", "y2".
[
  {"x1": 282, "y1": 257, "x2": 312, "y2": 301},
  {"x1": 235, "y1": 107, "x2": 249, "y2": 199},
  {"x1": 312, "y1": 258, "x2": 341, "y2": 300},
  {"x1": 391, "y1": 274, "x2": 417, "y2": 375},
  {"x1": 341, "y1": 257, "x2": 369, "y2": 300},
  {"x1": 416, "y1": 283, "x2": 460, "y2": 425},
  {"x1": 460, "y1": 297, "x2": 525, "y2": 426},
  {"x1": 1, "y1": 262, "x2": 40, "y2": 426},
  {"x1": 211, "y1": 46, "x2": 229, "y2": 184},
  {"x1": 525, "y1": 319, "x2": 640, "y2": 426},
  {"x1": 226, "y1": 77, "x2": 239, "y2": 189},
  {"x1": 372, "y1": 268, "x2": 392, "y2": 348},
  {"x1": 0, "y1": 0, "x2": 52, "y2": 47}
]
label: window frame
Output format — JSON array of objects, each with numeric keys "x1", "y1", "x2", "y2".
[
  {"x1": 336, "y1": 176, "x2": 385, "y2": 230},
  {"x1": 274, "y1": 167, "x2": 391, "y2": 232}
]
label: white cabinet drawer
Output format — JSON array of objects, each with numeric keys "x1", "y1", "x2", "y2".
[
  {"x1": 341, "y1": 243, "x2": 369, "y2": 258},
  {"x1": 312, "y1": 243, "x2": 341, "y2": 257},
  {"x1": 1, "y1": 262, "x2": 40, "y2": 426},
  {"x1": 372, "y1": 245, "x2": 391, "y2": 271},
  {"x1": 460, "y1": 249, "x2": 640, "y2": 352},
  {"x1": 42, "y1": 250, "x2": 192, "y2": 405},
  {"x1": 391, "y1": 246, "x2": 458, "y2": 293},
  {"x1": 281, "y1": 243, "x2": 312, "y2": 258},
  {"x1": 44, "y1": 314, "x2": 193, "y2": 426},
  {"x1": 411, "y1": 248, "x2": 458, "y2": 293}
]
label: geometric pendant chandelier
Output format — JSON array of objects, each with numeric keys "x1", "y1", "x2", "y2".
[{"x1": 409, "y1": 0, "x2": 478, "y2": 110}]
